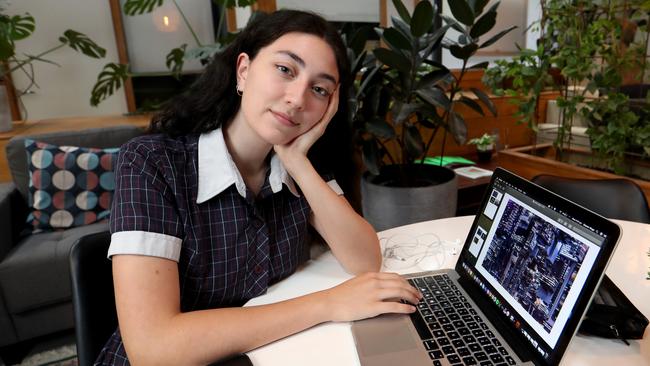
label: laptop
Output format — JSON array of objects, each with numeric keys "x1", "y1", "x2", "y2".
[{"x1": 352, "y1": 168, "x2": 621, "y2": 366}]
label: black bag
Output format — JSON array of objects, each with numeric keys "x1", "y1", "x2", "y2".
[{"x1": 578, "y1": 275, "x2": 648, "y2": 344}]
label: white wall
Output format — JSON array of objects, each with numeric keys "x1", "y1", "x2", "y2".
[
  {"x1": 122, "y1": 0, "x2": 215, "y2": 73},
  {"x1": 441, "y1": 0, "x2": 529, "y2": 68},
  {"x1": 7, "y1": 0, "x2": 126, "y2": 120},
  {"x1": 276, "y1": 0, "x2": 379, "y2": 22},
  {"x1": 385, "y1": 0, "x2": 536, "y2": 68},
  {"x1": 4, "y1": 0, "x2": 541, "y2": 120}
]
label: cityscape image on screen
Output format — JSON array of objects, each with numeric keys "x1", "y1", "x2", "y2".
[{"x1": 481, "y1": 200, "x2": 590, "y2": 332}]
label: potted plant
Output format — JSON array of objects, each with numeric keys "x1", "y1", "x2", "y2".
[
  {"x1": 467, "y1": 133, "x2": 495, "y2": 162},
  {"x1": 89, "y1": 0, "x2": 260, "y2": 108},
  {"x1": 350, "y1": 0, "x2": 514, "y2": 230},
  {"x1": 484, "y1": 0, "x2": 650, "y2": 177},
  {"x1": 0, "y1": 7, "x2": 106, "y2": 130}
]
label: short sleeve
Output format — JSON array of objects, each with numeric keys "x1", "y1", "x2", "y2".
[
  {"x1": 108, "y1": 141, "x2": 183, "y2": 261},
  {"x1": 319, "y1": 172, "x2": 343, "y2": 196},
  {"x1": 326, "y1": 179, "x2": 343, "y2": 195}
]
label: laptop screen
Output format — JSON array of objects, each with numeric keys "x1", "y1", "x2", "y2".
[{"x1": 455, "y1": 168, "x2": 620, "y2": 366}]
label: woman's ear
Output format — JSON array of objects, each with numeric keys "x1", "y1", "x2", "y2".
[{"x1": 236, "y1": 53, "x2": 250, "y2": 90}]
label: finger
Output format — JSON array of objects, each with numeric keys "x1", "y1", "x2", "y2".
[
  {"x1": 372, "y1": 301, "x2": 417, "y2": 316},
  {"x1": 318, "y1": 87, "x2": 340, "y2": 128},
  {"x1": 376, "y1": 288, "x2": 421, "y2": 305},
  {"x1": 373, "y1": 273, "x2": 421, "y2": 296},
  {"x1": 374, "y1": 278, "x2": 421, "y2": 299},
  {"x1": 326, "y1": 86, "x2": 340, "y2": 118}
]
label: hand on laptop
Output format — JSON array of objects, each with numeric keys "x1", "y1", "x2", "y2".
[{"x1": 318, "y1": 272, "x2": 422, "y2": 322}]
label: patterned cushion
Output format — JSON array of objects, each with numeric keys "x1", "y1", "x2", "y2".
[{"x1": 24, "y1": 139, "x2": 119, "y2": 230}]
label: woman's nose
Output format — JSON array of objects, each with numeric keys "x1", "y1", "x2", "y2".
[{"x1": 285, "y1": 80, "x2": 308, "y2": 110}]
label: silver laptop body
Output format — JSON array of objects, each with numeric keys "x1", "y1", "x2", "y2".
[{"x1": 352, "y1": 168, "x2": 621, "y2": 366}]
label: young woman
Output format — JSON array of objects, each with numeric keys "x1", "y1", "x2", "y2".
[{"x1": 96, "y1": 9, "x2": 421, "y2": 365}]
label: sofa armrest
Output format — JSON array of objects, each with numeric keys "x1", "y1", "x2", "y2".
[{"x1": 0, "y1": 182, "x2": 28, "y2": 261}]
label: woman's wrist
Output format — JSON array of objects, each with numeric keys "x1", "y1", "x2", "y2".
[{"x1": 278, "y1": 153, "x2": 312, "y2": 180}]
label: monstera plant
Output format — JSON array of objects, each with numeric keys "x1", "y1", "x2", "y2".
[
  {"x1": 90, "y1": 0, "x2": 258, "y2": 108},
  {"x1": 350, "y1": 0, "x2": 515, "y2": 230},
  {"x1": 0, "y1": 9, "x2": 106, "y2": 119}
]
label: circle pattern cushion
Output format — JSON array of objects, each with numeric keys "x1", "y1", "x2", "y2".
[{"x1": 24, "y1": 139, "x2": 119, "y2": 230}]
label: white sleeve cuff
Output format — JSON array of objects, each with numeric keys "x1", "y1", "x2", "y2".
[
  {"x1": 327, "y1": 179, "x2": 343, "y2": 196},
  {"x1": 108, "y1": 231, "x2": 183, "y2": 262}
]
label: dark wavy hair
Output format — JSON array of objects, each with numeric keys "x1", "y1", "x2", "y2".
[{"x1": 149, "y1": 9, "x2": 356, "y2": 199}]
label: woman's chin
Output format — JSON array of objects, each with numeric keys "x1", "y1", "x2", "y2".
[{"x1": 262, "y1": 129, "x2": 298, "y2": 146}]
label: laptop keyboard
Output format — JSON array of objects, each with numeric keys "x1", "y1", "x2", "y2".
[{"x1": 407, "y1": 274, "x2": 517, "y2": 366}]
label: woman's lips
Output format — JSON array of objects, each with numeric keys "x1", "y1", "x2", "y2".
[{"x1": 271, "y1": 110, "x2": 299, "y2": 127}]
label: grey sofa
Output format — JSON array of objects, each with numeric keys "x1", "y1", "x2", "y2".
[{"x1": 0, "y1": 125, "x2": 144, "y2": 360}]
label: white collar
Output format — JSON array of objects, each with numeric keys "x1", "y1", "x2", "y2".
[{"x1": 196, "y1": 128, "x2": 299, "y2": 203}]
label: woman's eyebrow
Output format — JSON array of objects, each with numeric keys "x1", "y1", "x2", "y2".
[{"x1": 276, "y1": 50, "x2": 338, "y2": 84}]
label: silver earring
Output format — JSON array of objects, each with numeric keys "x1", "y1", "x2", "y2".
[{"x1": 236, "y1": 85, "x2": 243, "y2": 96}]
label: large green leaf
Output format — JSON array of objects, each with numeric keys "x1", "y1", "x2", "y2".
[
  {"x1": 419, "y1": 24, "x2": 452, "y2": 58},
  {"x1": 356, "y1": 64, "x2": 380, "y2": 98},
  {"x1": 449, "y1": 112, "x2": 468, "y2": 145},
  {"x1": 469, "y1": 0, "x2": 490, "y2": 14},
  {"x1": 390, "y1": 17, "x2": 415, "y2": 44},
  {"x1": 374, "y1": 47, "x2": 411, "y2": 74},
  {"x1": 393, "y1": 103, "x2": 423, "y2": 124},
  {"x1": 447, "y1": 0, "x2": 474, "y2": 27},
  {"x1": 351, "y1": 50, "x2": 368, "y2": 76},
  {"x1": 123, "y1": 0, "x2": 164, "y2": 15},
  {"x1": 479, "y1": 26, "x2": 516, "y2": 49},
  {"x1": 366, "y1": 117, "x2": 396, "y2": 139},
  {"x1": 449, "y1": 43, "x2": 478, "y2": 60},
  {"x1": 417, "y1": 87, "x2": 450, "y2": 110},
  {"x1": 382, "y1": 27, "x2": 412, "y2": 53},
  {"x1": 391, "y1": 0, "x2": 412, "y2": 24},
  {"x1": 410, "y1": 0, "x2": 434, "y2": 37},
  {"x1": 459, "y1": 96, "x2": 485, "y2": 116},
  {"x1": 362, "y1": 139, "x2": 381, "y2": 175},
  {"x1": 470, "y1": 87, "x2": 497, "y2": 116},
  {"x1": 0, "y1": 14, "x2": 36, "y2": 61},
  {"x1": 349, "y1": 25, "x2": 372, "y2": 57},
  {"x1": 0, "y1": 18, "x2": 14, "y2": 60},
  {"x1": 59, "y1": 30, "x2": 106, "y2": 59},
  {"x1": 405, "y1": 124, "x2": 424, "y2": 158},
  {"x1": 470, "y1": 8, "x2": 497, "y2": 39},
  {"x1": 165, "y1": 44, "x2": 186, "y2": 79},
  {"x1": 90, "y1": 63, "x2": 129, "y2": 106},
  {"x1": 9, "y1": 14, "x2": 35, "y2": 40},
  {"x1": 441, "y1": 15, "x2": 466, "y2": 35},
  {"x1": 417, "y1": 68, "x2": 449, "y2": 90}
]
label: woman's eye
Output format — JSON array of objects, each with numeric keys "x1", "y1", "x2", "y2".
[
  {"x1": 313, "y1": 86, "x2": 330, "y2": 97},
  {"x1": 276, "y1": 65, "x2": 292, "y2": 76}
]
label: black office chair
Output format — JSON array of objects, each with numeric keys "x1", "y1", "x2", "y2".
[
  {"x1": 531, "y1": 174, "x2": 650, "y2": 224},
  {"x1": 69, "y1": 231, "x2": 116, "y2": 366},
  {"x1": 69, "y1": 233, "x2": 252, "y2": 366}
]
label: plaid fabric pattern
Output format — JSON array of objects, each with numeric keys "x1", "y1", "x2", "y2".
[{"x1": 95, "y1": 133, "x2": 313, "y2": 365}]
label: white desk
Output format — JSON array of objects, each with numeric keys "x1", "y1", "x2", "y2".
[{"x1": 246, "y1": 216, "x2": 650, "y2": 365}]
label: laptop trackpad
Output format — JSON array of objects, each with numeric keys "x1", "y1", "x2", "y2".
[{"x1": 353, "y1": 314, "x2": 419, "y2": 356}]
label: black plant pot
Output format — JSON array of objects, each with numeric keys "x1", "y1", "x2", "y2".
[
  {"x1": 477, "y1": 149, "x2": 493, "y2": 163},
  {"x1": 360, "y1": 164, "x2": 458, "y2": 231}
]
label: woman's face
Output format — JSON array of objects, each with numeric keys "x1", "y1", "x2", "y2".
[{"x1": 235, "y1": 32, "x2": 339, "y2": 145}]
